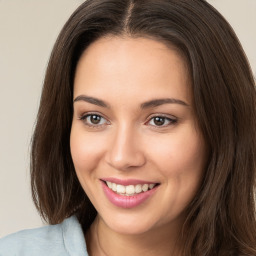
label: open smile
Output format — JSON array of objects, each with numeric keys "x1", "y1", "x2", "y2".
[
  {"x1": 104, "y1": 181, "x2": 158, "y2": 196},
  {"x1": 101, "y1": 179, "x2": 160, "y2": 208}
]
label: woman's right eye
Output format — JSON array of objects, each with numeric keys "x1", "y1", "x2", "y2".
[{"x1": 79, "y1": 114, "x2": 109, "y2": 127}]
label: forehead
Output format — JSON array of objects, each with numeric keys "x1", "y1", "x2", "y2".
[{"x1": 74, "y1": 36, "x2": 191, "y2": 105}]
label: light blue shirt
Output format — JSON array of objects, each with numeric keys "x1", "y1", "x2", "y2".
[{"x1": 0, "y1": 215, "x2": 89, "y2": 255}]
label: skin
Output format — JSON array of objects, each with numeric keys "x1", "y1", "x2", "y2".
[{"x1": 70, "y1": 36, "x2": 207, "y2": 256}]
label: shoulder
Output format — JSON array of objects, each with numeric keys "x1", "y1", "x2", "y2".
[{"x1": 0, "y1": 215, "x2": 88, "y2": 256}]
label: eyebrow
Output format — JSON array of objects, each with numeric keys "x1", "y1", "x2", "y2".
[
  {"x1": 140, "y1": 98, "x2": 189, "y2": 109},
  {"x1": 73, "y1": 95, "x2": 110, "y2": 108},
  {"x1": 73, "y1": 95, "x2": 189, "y2": 109}
]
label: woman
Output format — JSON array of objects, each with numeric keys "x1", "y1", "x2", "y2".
[{"x1": 1, "y1": 0, "x2": 255, "y2": 255}]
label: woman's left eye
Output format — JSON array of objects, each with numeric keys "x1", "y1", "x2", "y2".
[
  {"x1": 80, "y1": 114, "x2": 108, "y2": 127},
  {"x1": 147, "y1": 116, "x2": 177, "y2": 127}
]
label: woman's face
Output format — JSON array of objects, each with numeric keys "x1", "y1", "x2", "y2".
[{"x1": 70, "y1": 36, "x2": 207, "y2": 235}]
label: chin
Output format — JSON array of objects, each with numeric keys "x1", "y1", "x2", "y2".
[
  {"x1": 108, "y1": 219, "x2": 154, "y2": 235},
  {"x1": 98, "y1": 210, "x2": 167, "y2": 236}
]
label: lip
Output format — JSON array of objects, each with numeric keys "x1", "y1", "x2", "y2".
[
  {"x1": 101, "y1": 177, "x2": 158, "y2": 186},
  {"x1": 101, "y1": 180, "x2": 159, "y2": 209}
]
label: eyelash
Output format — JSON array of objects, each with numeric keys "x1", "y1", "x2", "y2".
[
  {"x1": 146, "y1": 115, "x2": 177, "y2": 127},
  {"x1": 78, "y1": 113, "x2": 177, "y2": 128},
  {"x1": 78, "y1": 113, "x2": 110, "y2": 128}
]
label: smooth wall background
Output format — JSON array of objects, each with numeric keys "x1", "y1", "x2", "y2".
[{"x1": 0, "y1": 0, "x2": 255, "y2": 238}]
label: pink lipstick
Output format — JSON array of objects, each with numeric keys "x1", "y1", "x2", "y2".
[{"x1": 101, "y1": 179, "x2": 159, "y2": 208}]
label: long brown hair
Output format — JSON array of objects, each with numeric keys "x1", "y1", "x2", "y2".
[{"x1": 31, "y1": 0, "x2": 256, "y2": 255}]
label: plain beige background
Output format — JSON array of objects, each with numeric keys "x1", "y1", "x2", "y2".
[{"x1": 0, "y1": 0, "x2": 255, "y2": 238}]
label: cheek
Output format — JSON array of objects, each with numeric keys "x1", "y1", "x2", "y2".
[
  {"x1": 70, "y1": 125, "x2": 105, "y2": 175},
  {"x1": 149, "y1": 125, "x2": 206, "y2": 195},
  {"x1": 171, "y1": 131, "x2": 206, "y2": 203},
  {"x1": 149, "y1": 130, "x2": 205, "y2": 173}
]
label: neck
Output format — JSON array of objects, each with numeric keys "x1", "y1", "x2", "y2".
[{"x1": 86, "y1": 215, "x2": 183, "y2": 256}]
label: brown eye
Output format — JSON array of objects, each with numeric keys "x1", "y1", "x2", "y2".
[
  {"x1": 90, "y1": 115, "x2": 101, "y2": 124},
  {"x1": 148, "y1": 116, "x2": 177, "y2": 127},
  {"x1": 80, "y1": 114, "x2": 108, "y2": 127},
  {"x1": 153, "y1": 117, "x2": 165, "y2": 126}
]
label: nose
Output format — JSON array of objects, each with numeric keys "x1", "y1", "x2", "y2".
[{"x1": 105, "y1": 125, "x2": 146, "y2": 171}]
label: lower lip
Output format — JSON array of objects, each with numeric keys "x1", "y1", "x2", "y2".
[{"x1": 101, "y1": 181, "x2": 158, "y2": 208}]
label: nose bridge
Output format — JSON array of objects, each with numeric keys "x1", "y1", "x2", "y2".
[{"x1": 106, "y1": 122, "x2": 145, "y2": 170}]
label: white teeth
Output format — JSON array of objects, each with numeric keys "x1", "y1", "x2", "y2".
[
  {"x1": 105, "y1": 181, "x2": 157, "y2": 196},
  {"x1": 106, "y1": 181, "x2": 112, "y2": 189},
  {"x1": 142, "y1": 184, "x2": 149, "y2": 192},
  {"x1": 112, "y1": 183, "x2": 117, "y2": 191},
  {"x1": 149, "y1": 184, "x2": 154, "y2": 189},
  {"x1": 126, "y1": 185, "x2": 135, "y2": 195},
  {"x1": 135, "y1": 184, "x2": 142, "y2": 193},
  {"x1": 116, "y1": 184, "x2": 125, "y2": 194}
]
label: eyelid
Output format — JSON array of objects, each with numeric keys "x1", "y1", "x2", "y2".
[
  {"x1": 77, "y1": 111, "x2": 177, "y2": 128},
  {"x1": 145, "y1": 113, "x2": 178, "y2": 127},
  {"x1": 78, "y1": 112, "x2": 110, "y2": 128},
  {"x1": 78, "y1": 110, "x2": 108, "y2": 119}
]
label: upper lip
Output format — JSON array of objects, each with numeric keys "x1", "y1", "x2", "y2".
[{"x1": 101, "y1": 177, "x2": 159, "y2": 186}]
